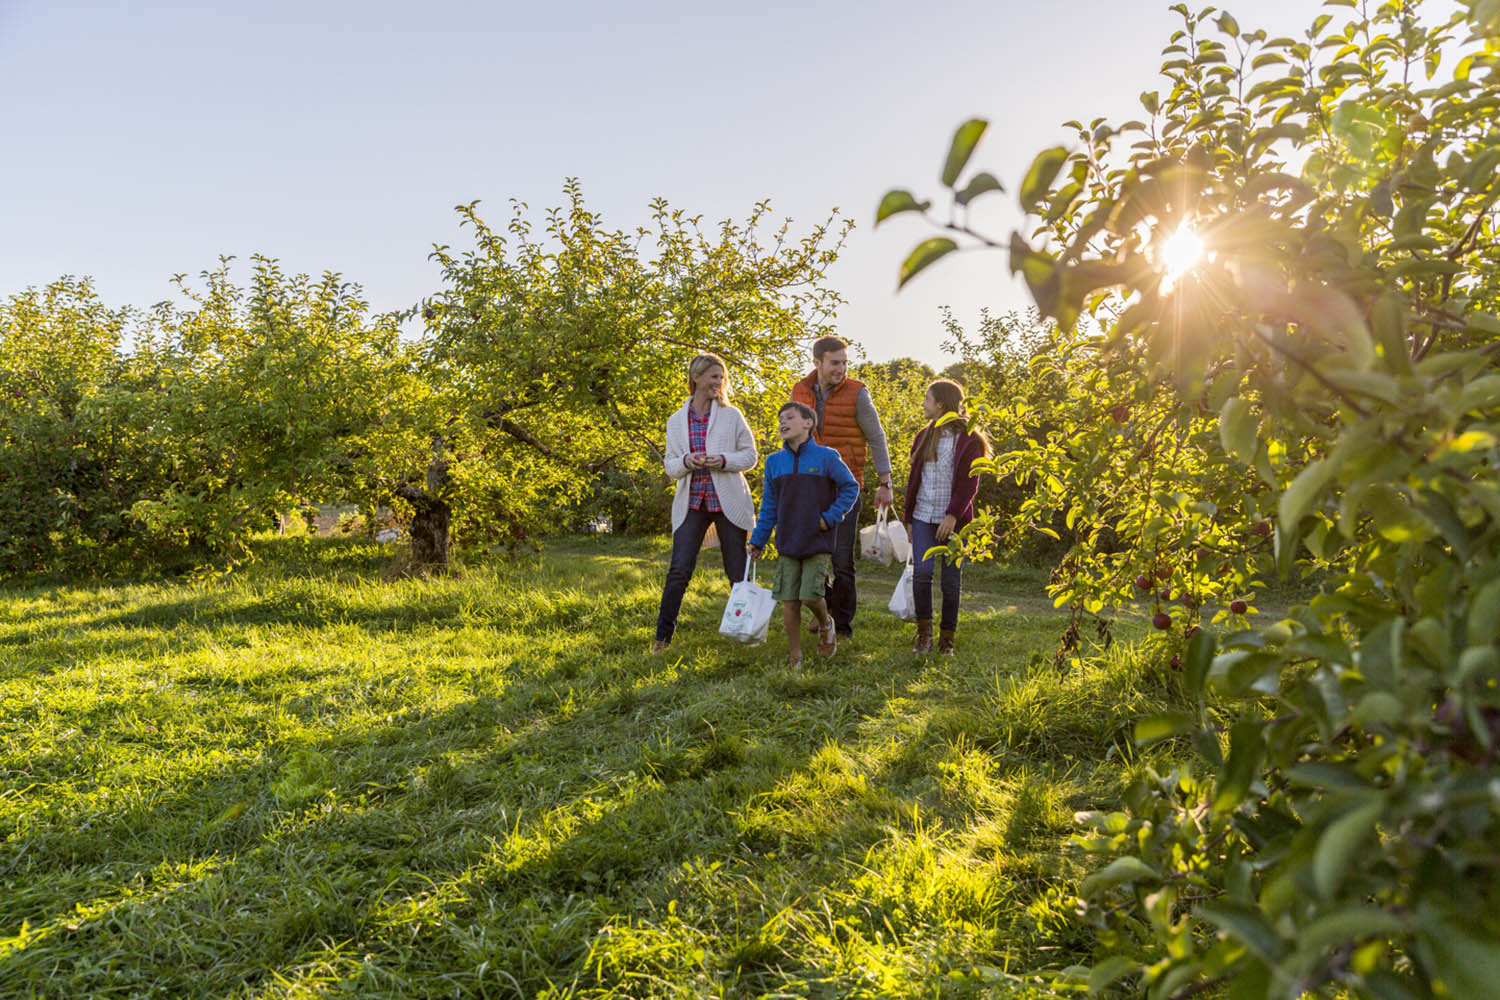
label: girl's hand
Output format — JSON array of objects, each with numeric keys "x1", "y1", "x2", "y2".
[{"x1": 935, "y1": 514, "x2": 957, "y2": 542}]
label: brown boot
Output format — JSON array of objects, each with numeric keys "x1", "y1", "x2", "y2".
[
  {"x1": 914, "y1": 620, "x2": 934, "y2": 654},
  {"x1": 938, "y1": 628, "x2": 956, "y2": 655}
]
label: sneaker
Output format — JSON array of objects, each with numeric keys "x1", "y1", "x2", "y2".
[
  {"x1": 788, "y1": 656, "x2": 804, "y2": 671},
  {"x1": 816, "y1": 619, "x2": 837, "y2": 657},
  {"x1": 651, "y1": 639, "x2": 670, "y2": 653}
]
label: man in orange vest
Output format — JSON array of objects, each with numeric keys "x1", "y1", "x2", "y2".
[{"x1": 789, "y1": 335, "x2": 893, "y2": 639}]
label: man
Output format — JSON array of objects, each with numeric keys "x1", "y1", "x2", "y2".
[{"x1": 789, "y1": 335, "x2": 893, "y2": 639}]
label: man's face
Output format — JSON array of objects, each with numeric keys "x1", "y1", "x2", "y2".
[
  {"x1": 815, "y1": 348, "x2": 848, "y2": 387},
  {"x1": 778, "y1": 408, "x2": 815, "y2": 442}
]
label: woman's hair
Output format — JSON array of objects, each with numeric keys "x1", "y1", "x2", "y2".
[
  {"x1": 687, "y1": 353, "x2": 731, "y2": 404},
  {"x1": 918, "y1": 378, "x2": 992, "y2": 464}
]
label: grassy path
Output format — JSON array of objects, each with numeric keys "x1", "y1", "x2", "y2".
[{"x1": 0, "y1": 537, "x2": 1180, "y2": 998}]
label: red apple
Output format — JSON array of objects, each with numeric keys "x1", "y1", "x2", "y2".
[
  {"x1": 1110, "y1": 405, "x2": 1130, "y2": 424},
  {"x1": 1136, "y1": 575, "x2": 1153, "y2": 591},
  {"x1": 1156, "y1": 566, "x2": 1172, "y2": 581},
  {"x1": 1230, "y1": 599, "x2": 1248, "y2": 615},
  {"x1": 1152, "y1": 612, "x2": 1172, "y2": 630}
]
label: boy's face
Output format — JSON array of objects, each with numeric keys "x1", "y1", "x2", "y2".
[{"x1": 778, "y1": 408, "x2": 814, "y2": 443}]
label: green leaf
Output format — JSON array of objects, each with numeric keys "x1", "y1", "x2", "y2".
[
  {"x1": 1087, "y1": 956, "x2": 1139, "y2": 994},
  {"x1": 1020, "y1": 147, "x2": 1070, "y2": 214},
  {"x1": 1278, "y1": 456, "x2": 1335, "y2": 529},
  {"x1": 875, "y1": 189, "x2": 930, "y2": 225},
  {"x1": 1297, "y1": 906, "x2": 1404, "y2": 955},
  {"x1": 1419, "y1": 917, "x2": 1500, "y2": 998},
  {"x1": 1185, "y1": 629, "x2": 1215, "y2": 700},
  {"x1": 1215, "y1": 11, "x2": 1239, "y2": 36},
  {"x1": 1313, "y1": 797, "x2": 1383, "y2": 898},
  {"x1": 1135, "y1": 711, "x2": 1196, "y2": 745},
  {"x1": 1469, "y1": 577, "x2": 1500, "y2": 646},
  {"x1": 955, "y1": 171, "x2": 1005, "y2": 206},
  {"x1": 1079, "y1": 856, "x2": 1159, "y2": 897},
  {"x1": 1212, "y1": 722, "x2": 1265, "y2": 812},
  {"x1": 897, "y1": 238, "x2": 958, "y2": 289},
  {"x1": 1199, "y1": 901, "x2": 1288, "y2": 963},
  {"x1": 1219, "y1": 397, "x2": 1257, "y2": 464},
  {"x1": 941, "y1": 118, "x2": 988, "y2": 187}
]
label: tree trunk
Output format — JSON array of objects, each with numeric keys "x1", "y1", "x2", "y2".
[{"x1": 397, "y1": 438, "x2": 452, "y2": 573}]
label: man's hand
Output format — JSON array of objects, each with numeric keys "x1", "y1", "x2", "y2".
[
  {"x1": 748, "y1": 545, "x2": 762, "y2": 560},
  {"x1": 935, "y1": 514, "x2": 958, "y2": 542},
  {"x1": 875, "y1": 483, "x2": 894, "y2": 509},
  {"x1": 819, "y1": 516, "x2": 829, "y2": 531}
]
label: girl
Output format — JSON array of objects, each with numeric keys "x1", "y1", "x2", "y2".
[
  {"x1": 652, "y1": 353, "x2": 758, "y2": 652},
  {"x1": 901, "y1": 378, "x2": 991, "y2": 654}
]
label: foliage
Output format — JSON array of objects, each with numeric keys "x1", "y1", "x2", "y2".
[
  {"x1": 0, "y1": 278, "x2": 143, "y2": 576},
  {"x1": 885, "y1": 0, "x2": 1500, "y2": 995},
  {"x1": 417, "y1": 181, "x2": 852, "y2": 555},
  {"x1": 130, "y1": 257, "x2": 429, "y2": 567},
  {"x1": 0, "y1": 535, "x2": 1152, "y2": 997}
]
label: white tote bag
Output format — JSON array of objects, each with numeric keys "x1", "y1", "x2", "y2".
[
  {"x1": 719, "y1": 561, "x2": 775, "y2": 643},
  {"x1": 859, "y1": 508, "x2": 896, "y2": 565},
  {"x1": 888, "y1": 555, "x2": 917, "y2": 621}
]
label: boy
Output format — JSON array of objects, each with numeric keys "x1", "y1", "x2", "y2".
[{"x1": 748, "y1": 401, "x2": 861, "y2": 667}]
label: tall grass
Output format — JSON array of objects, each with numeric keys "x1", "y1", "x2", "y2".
[{"x1": 1, "y1": 536, "x2": 1187, "y2": 997}]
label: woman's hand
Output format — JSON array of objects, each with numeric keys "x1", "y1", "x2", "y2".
[
  {"x1": 710, "y1": 454, "x2": 726, "y2": 469},
  {"x1": 686, "y1": 452, "x2": 705, "y2": 469},
  {"x1": 935, "y1": 514, "x2": 958, "y2": 542}
]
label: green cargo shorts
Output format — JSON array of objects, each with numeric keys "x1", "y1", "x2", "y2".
[{"x1": 772, "y1": 552, "x2": 832, "y2": 602}]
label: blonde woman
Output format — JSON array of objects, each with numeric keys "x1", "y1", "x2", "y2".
[{"x1": 652, "y1": 353, "x2": 758, "y2": 652}]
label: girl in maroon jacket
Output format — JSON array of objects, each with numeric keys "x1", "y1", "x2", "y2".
[{"x1": 901, "y1": 379, "x2": 991, "y2": 654}]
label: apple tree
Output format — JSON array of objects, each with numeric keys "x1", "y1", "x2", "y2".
[
  {"x1": 402, "y1": 181, "x2": 851, "y2": 567},
  {"x1": 885, "y1": 0, "x2": 1500, "y2": 995}
]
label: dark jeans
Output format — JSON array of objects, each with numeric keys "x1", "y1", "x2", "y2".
[
  {"x1": 826, "y1": 511, "x2": 859, "y2": 636},
  {"x1": 911, "y1": 519, "x2": 962, "y2": 631},
  {"x1": 654, "y1": 506, "x2": 748, "y2": 642}
]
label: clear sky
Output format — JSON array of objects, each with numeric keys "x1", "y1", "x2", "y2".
[{"x1": 0, "y1": 0, "x2": 1421, "y2": 365}]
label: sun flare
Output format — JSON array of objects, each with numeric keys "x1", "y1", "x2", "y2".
[{"x1": 1160, "y1": 227, "x2": 1206, "y2": 288}]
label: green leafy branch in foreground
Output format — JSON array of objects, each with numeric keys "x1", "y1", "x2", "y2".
[{"x1": 883, "y1": 0, "x2": 1500, "y2": 997}]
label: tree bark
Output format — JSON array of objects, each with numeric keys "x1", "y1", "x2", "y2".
[{"x1": 397, "y1": 437, "x2": 452, "y2": 572}]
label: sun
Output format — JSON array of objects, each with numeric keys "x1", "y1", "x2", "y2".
[{"x1": 1160, "y1": 226, "x2": 1206, "y2": 290}]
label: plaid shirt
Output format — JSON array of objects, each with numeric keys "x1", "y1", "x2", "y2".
[
  {"x1": 687, "y1": 406, "x2": 722, "y2": 512},
  {"x1": 912, "y1": 429, "x2": 957, "y2": 523}
]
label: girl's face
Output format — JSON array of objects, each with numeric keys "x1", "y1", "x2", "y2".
[
  {"x1": 696, "y1": 365, "x2": 725, "y2": 397},
  {"x1": 922, "y1": 389, "x2": 942, "y2": 420}
]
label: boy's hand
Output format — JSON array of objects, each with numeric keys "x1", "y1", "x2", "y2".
[{"x1": 748, "y1": 545, "x2": 762, "y2": 560}]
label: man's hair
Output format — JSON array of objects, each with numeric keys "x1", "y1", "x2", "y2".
[
  {"x1": 779, "y1": 401, "x2": 816, "y2": 423},
  {"x1": 812, "y1": 336, "x2": 847, "y2": 360}
]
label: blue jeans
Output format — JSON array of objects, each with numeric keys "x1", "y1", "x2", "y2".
[
  {"x1": 910, "y1": 519, "x2": 961, "y2": 631},
  {"x1": 654, "y1": 506, "x2": 748, "y2": 642}
]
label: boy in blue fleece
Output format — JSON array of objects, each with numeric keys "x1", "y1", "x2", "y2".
[{"x1": 748, "y1": 402, "x2": 861, "y2": 665}]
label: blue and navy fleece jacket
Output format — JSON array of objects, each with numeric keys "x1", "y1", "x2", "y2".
[{"x1": 749, "y1": 439, "x2": 861, "y2": 559}]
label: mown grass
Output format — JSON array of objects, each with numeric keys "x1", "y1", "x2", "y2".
[{"x1": 0, "y1": 536, "x2": 1189, "y2": 998}]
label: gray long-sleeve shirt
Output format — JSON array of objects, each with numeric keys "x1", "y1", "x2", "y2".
[{"x1": 810, "y1": 382, "x2": 892, "y2": 478}]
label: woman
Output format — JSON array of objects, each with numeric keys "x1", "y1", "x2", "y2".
[
  {"x1": 901, "y1": 378, "x2": 991, "y2": 654},
  {"x1": 653, "y1": 353, "x2": 759, "y2": 652}
]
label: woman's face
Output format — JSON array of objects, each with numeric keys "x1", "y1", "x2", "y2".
[
  {"x1": 696, "y1": 365, "x2": 725, "y2": 397},
  {"x1": 922, "y1": 389, "x2": 942, "y2": 420}
]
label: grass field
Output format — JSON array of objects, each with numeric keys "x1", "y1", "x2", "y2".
[{"x1": 0, "y1": 536, "x2": 1189, "y2": 998}]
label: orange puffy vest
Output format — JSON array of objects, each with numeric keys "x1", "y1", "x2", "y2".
[{"x1": 791, "y1": 371, "x2": 868, "y2": 483}]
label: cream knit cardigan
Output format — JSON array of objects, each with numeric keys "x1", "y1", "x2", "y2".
[{"x1": 664, "y1": 399, "x2": 758, "y2": 531}]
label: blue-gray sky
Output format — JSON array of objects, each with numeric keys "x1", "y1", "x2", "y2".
[{"x1": 0, "y1": 0, "x2": 1421, "y2": 364}]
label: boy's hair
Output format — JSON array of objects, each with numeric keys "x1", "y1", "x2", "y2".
[
  {"x1": 812, "y1": 336, "x2": 847, "y2": 360},
  {"x1": 779, "y1": 401, "x2": 816, "y2": 423}
]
